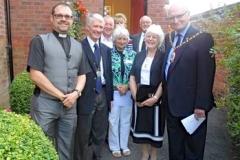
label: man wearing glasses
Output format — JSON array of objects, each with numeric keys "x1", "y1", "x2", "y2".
[
  {"x1": 162, "y1": 3, "x2": 216, "y2": 160},
  {"x1": 27, "y1": 3, "x2": 90, "y2": 160}
]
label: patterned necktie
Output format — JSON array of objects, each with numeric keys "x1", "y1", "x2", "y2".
[
  {"x1": 94, "y1": 43, "x2": 101, "y2": 66},
  {"x1": 94, "y1": 43, "x2": 102, "y2": 93}
]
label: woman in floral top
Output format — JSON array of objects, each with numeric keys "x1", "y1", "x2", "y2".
[{"x1": 108, "y1": 26, "x2": 136, "y2": 158}]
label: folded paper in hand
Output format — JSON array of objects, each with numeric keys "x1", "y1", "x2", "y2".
[{"x1": 181, "y1": 114, "x2": 205, "y2": 135}]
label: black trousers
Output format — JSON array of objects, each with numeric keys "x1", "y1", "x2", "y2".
[
  {"x1": 167, "y1": 109, "x2": 207, "y2": 160},
  {"x1": 74, "y1": 90, "x2": 108, "y2": 160}
]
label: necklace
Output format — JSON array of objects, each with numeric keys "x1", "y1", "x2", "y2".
[{"x1": 169, "y1": 31, "x2": 203, "y2": 63}]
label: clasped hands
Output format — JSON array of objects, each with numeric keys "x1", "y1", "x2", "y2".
[
  {"x1": 136, "y1": 95, "x2": 159, "y2": 107},
  {"x1": 117, "y1": 84, "x2": 129, "y2": 96},
  {"x1": 59, "y1": 91, "x2": 79, "y2": 108}
]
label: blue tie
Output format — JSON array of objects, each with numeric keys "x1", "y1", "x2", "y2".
[
  {"x1": 94, "y1": 43, "x2": 102, "y2": 93},
  {"x1": 165, "y1": 33, "x2": 182, "y2": 79},
  {"x1": 175, "y1": 33, "x2": 182, "y2": 48}
]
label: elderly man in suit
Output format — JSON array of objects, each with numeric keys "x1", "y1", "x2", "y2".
[
  {"x1": 101, "y1": 15, "x2": 114, "y2": 48},
  {"x1": 74, "y1": 13, "x2": 113, "y2": 160},
  {"x1": 162, "y1": 3, "x2": 216, "y2": 160},
  {"x1": 131, "y1": 15, "x2": 152, "y2": 53}
]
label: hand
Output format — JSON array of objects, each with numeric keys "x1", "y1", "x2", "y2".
[
  {"x1": 194, "y1": 108, "x2": 206, "y2": 119},
  {"x1": 141, "y1": 97, "x2": 158, "y2": 107},
  {"x1": 62, "y1": 91, "x2": 78, "y2": 108},
  {"x1": 117, "y1": 85, "x2": 128, "y2": 96},
  {"x1": 136, "y1": 102, "x2": 144, "y2": 107}
]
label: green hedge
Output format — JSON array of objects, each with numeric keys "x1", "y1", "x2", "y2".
[
  {"x1": 0, "y1": 110, "x2": 58, "y2": 159},
  {"x1": 9, "y1": 71, "x2": 35, "y2": 114},
  {"x1": 224, "y1": 21, "x2": 240, "y2": 145},
  {"x1": 216, "y1": 4, "x2": 240, "y2": 145}
]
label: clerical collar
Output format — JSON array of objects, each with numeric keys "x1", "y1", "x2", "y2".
[{"x1": 52, "y1": 30, "x2": 67, "y2": 38}]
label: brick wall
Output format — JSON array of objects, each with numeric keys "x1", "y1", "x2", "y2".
[
  {"x1": 10, "y1": 0, "x2": 169, "y2": 74},
  {"x1": 0, "y1": 0, "x2": 10, "y2": 106},
  {"x1": 147, "y1": 0, "x2": 168, "y2": 32},
  {"x1": 10, "y1": 1, "x2": 56, "y2": 74},
  {"x1": 10, "y1": 0, "x2": 104, "y2": 74},
  {"x1": 191, "y1": 3, "x2": 240, "y2": 99}
]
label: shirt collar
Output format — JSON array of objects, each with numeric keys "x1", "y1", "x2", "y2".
[
  {"x1": 52, "y1": 30, "x2": 68, "y2": 38},
  {"x1": 87, "y1": 36, "x2": 99, "y2": 51},
  {"x1": 101, "y1": 34, "x2": 112, "y2": 41},
  {"x1": 175, "y1": 22, "x2": 191, "y2": 38}
]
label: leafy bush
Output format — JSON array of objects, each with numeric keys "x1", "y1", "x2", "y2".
[
  {"x1": 224, "y1": 17, "x2": 240, "y2": 145},
  {"x1": 210, "y1": 4, "x2": 240, "y2": 145},
  {"x1": 68, "y1": 0, "x2": 88, "y2": 41},
  {"x1": 9, "y1": 71, "x2": 35, "y2": 114},
  {"x1": 0, "y1": 110, "x2": 58, "y2": 159}
]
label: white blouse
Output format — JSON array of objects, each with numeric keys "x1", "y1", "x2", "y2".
[{"x1": 140, "y1": 56, "x2": 154, "y2": 85}]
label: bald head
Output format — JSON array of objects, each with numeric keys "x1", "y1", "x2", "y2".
[
  {"x1": 139, "y1": 15, "x2": 152, "y2": 32},
  {"x1": 167, "y1": 3, "x2": 189, "y2": 17},
  {"x1": 167, "y1": 3, "x2": 190, "y2": 32},
  {"x1": 103, "y1": 15, "x2": 114, "y2": 38}
]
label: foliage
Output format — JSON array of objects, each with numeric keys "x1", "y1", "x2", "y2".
[
  {"x1": 213, "y1": 4, "x2": 240, "y2": 145},
  {"x1": 68, "y1": 0, "x2": 88, "y2": 41},
  {"x1": 0, "y1": 110, "x2": 58, "y2": 159},
  {"x1": 9, "y1": 71, "x2": 35, "y2": 114}
]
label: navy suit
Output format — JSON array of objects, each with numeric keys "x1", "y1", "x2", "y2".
[
  {"x1": 75, "y1": 38, "x2": 113, "y2": 160},
  {"x1": 162, "y1": 25, "x2": 216, "y2": 160}
]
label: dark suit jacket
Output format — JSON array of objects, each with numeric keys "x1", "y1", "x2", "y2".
[
  {"x1": 162, "y1": 25, "x2": 216, "y2": 117},
  {"x1": 131, "y1": 33, "x2": 142, "y2": 53},
  {"x1": 130, "y1": 49, "x2": 164, "y2": 86},
  {"x1": 77, "y1": 38, "x2": 113, "y2": 115}
]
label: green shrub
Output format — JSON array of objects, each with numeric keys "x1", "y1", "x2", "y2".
[
  {"x1": 224, "y1": 21, "x2": 240, "y2": 145},
  {"x1": 9, "y1": 71, "x2": 35, "y2": 114},
  {"x1": 212, "y1": 4, "x2": 240, "y2": 145},
  {"x1": 0, "y1": 110, "x2": 58, "y2": 159}
]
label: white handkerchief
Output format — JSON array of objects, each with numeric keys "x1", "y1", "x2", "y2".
[{"x1": 181, "y1": 114, "x2": 206, "y2": 135}]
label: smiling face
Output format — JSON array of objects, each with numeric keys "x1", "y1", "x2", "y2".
[
  {"x1": 140, "y1": 16, "x2": 152, "y2": 32},
  {"x1": 103, "y1": 16, "x2": 114, "y2": 37},
  {"x1": 115, "y1": 36, "x2": 128, "y2": 51},
  {"x1": 51, "y1": 5, "x2": 73, "y2": 34},
  {"x1": 167, "y1": 4, "x2": 190, "y2": 32},
  {"x1": 87, "y1": 19, "x2": 105, "y2": 42},
  {"x1": 145, "y1": 32, "x2": 160, "y2": 50}
]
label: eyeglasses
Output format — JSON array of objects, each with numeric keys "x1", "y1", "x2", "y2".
[
  {"x1": 167, "y1": 12, "x2": 188, "y2": 20},
  {"x1": 53, "y1": 14, "x2": 73, "y2": 20}
]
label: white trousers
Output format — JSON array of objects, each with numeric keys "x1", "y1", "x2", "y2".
[{"x1": 108, "y1": 91, "x2": 132, "y2": 151}]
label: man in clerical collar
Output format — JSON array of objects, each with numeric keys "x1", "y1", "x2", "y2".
[
  {"x1": 131, "y1": 15, "x2": 152, "y2": 53},
  {"x1": 101, "y1": 15, "x2": 114, "y2": 48},
  {"x1": 27, "y1": 2, "x2": 90, "y2": 160}
]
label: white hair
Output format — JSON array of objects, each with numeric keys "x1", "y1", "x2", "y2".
[
  {"x1": 86, "y1": 13, "x2": 104, "y2": 26},
  {"x1": 112, "y1": 26, "x2": 129, "y2": 42},
  {"x1": 145, "y1": 24, "x2": 164, "y2": 48}
]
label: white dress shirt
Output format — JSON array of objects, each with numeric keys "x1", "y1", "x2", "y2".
[{"x1": 87, "y1": 36, "x2": 106, "y2": 84}]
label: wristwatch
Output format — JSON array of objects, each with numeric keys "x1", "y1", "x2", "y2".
[{"x1": 73, "y1": 89, "x2": 81, "y2": 97}]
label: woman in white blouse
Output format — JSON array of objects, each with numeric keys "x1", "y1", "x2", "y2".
[{"x1": 129, "y1": 24, "x2": 165, "y2": 160}]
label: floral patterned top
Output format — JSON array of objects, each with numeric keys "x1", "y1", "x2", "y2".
[{"x1": 111, "y1": 46, "x2": 136, "y2": 87}]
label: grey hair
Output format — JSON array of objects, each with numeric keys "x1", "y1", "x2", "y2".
[
  {"x1": 112, "y1": 26, "x2": 129, "y2": 42},
  {"x1": 145, "y1": 24, "x2": 164, "y2": 48},
  {"x1": 86, "y1": 13, "x2": 105, "y2": 26}
]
